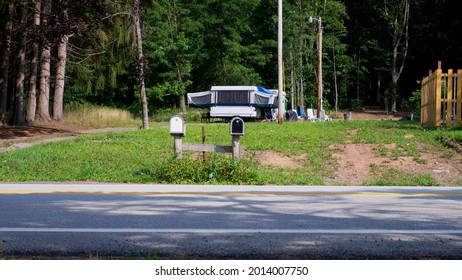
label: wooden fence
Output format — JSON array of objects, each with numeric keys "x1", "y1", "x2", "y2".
[{"x1": 421, "y1": 67, "x2": 462, "y2": 128}]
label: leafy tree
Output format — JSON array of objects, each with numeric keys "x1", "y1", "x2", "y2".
[
  {"x1": 144, "y1": 0, "x2": 196, "y2": 113},
  {"x1": 190, "y1": 0, "x2": 263, "y2": 88},
  {"x1": 284, "y1": 0, "x2": 350, "y2": 111},
  {"x1": 3, "y1": 0, "x2": 462, "y2": 125},
  {"x1": 383, "y1": 0, "x2": 411, "y2": 113}
]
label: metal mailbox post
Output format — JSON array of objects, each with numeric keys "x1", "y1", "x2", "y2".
[
  {"x1": 230, "y1": 117, "x2": 244, "y2": 159},
  {"x1": 169, "y1": 116, "x2": 186, "y2": 158}
]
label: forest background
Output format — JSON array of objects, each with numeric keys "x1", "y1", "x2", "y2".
[{"x1": 1, "y1": 0, "x2": 461, "y2": 127}]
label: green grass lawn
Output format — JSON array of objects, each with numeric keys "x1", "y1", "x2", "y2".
[{"x1": 1, "y1": 120, "x2": 461, "y2": 185}]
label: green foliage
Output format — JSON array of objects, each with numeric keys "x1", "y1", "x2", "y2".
[
  {"x1": 143, "y1": 0, "x2": 196, "y2": 110},
  {"x1": 363, "y1": 168, "x2": 439, "y2": 186},
  {"x1": 349, "y1": 99, "x2": 364, "y2": 111},
  {"x1": 153, "y1": 155, "x2": 262, "y2": 184},
  {"x1": 284, "y1": 1, "x2": 353, "y2": 111},
  {"x1": 188, "y1": 0, "x2": 267, "y2": 88},
  {"x1": 64, "y1": 1, "x2": 137, "y2": 110},
  {"x1": 5, "y1": 0, "x2": 462, "y2": 126},
  {"x1": 152, "y1": 108, "x2": 203, "y2": 122},
  {"x1": 407, "y1": 90, "x2": 421, "y2": 116}
]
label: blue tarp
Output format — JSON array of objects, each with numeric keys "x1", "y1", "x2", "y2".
[{"x1": 257, "y1": 86, "x2": 277, "y2": 95}]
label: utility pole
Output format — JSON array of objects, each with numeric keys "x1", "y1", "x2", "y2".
[{"x1": 277, "y1": 0, "x2": 284, "y2": 123}]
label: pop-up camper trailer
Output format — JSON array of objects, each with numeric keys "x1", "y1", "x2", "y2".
[{"x1": 187, "y1": 86, "x2": 278, "y2": 119}]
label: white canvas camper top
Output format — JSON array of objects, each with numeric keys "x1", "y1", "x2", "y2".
[
  {"x1": 210, "y1": 86, "x2": 261, "y2": 91},
  {"x1": 187, "y1": 86, "x2": 278, "y2": 118}
]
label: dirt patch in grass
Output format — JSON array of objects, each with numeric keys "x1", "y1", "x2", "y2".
[
  {"x1": 340, "y1": 107, "x2": 408, "y2": 121},
  {"x1": 327, "y1": 143, "x2": 462, "y2": 186},
  {"x1": 254, "y1": 150, "x2": 307, "y2": 170}
]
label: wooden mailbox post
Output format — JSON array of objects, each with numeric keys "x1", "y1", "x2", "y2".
[{"x1": 230, "y1": 117, "x2": 244, "y2": 159}]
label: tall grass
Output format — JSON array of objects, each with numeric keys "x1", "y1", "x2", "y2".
[
  {"x1": 64, "y1": 103, "x2": 139, "y2": 128},
  {"x1": 153, "y1": 154, "x2": 262, "y2": 184},
  {"x1": 152, "y1": 108, "x2": 205, "y2": 122}
]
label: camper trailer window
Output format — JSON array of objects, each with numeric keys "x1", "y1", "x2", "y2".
[{"x1": 216, "y1": 91, "x2": 249, "y2": 105}]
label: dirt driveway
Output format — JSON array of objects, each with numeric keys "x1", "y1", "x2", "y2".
[{"x1": 0, "y1": 121, "x2": 136, "y2": 152}]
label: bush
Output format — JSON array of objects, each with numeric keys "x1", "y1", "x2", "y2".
[
  {"x1": 403, "y1": 90, "x2": 421, "y2": 116},
  {"x1": 153, "y1": 154, "x2": 262, "y2": 184}
]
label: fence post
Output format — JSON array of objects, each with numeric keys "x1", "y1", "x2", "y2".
[
  {"x1": 421, "y1": 76, "x2": 427, "y2": 127},
  {"x1": 447, "y1": 69, "x2": 454, "y2": 127},
  {"x1": 232, "y1": 135, "x2": 241, "y2": 160},
  {"x1": 173, "y1": 136, "x2": 183, "y2": 159},
  {"x1": 457, "y1": 70, "x2": 462, "y2": 127},
  {"x1": 435, "y1": 68, "x2": 443, "y2": 128},
  {"x1": 421, "y1": 66, "x2": 461, "y2": 129}
]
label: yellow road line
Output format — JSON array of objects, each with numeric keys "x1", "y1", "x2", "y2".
[{"x1": 1, "y1": 190, "x2": 462, "y2": 197}]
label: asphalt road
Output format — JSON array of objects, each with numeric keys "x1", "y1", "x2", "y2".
[{"x1": 1, "y1": 184, "x2": 462, "y2": 259}]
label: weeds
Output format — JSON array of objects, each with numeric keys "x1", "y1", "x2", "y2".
[
  {"x1": 153, "y1": 154, "x2": 263, "y2": 185},
  {"x1": 0, "y1": 141, "x2": 13, "y2": 149},
  {"x1": 364, "y1": 167, "x2": 439, "y2": 186},
  {"x1": 64, "y1": 103, "x2": 139, "y2": 128}
]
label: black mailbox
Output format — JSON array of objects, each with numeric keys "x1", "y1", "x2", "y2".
[{"x1": 230, "y1": 117, "x2": 244, "y2": 136}]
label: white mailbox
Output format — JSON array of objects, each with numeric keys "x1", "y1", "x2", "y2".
[{"x1": 169, "y1": 115, "x2": 186, "y2": 136}]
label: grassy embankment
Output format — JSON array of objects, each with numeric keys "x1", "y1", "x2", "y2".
[{"x1": 1, "y1": 108, "x2": 462, "y2": 185}]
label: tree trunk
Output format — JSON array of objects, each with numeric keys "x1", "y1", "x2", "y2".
[
  {"x1": 27, "y1": 1, "x2": 42, "y2": 124},
  {"x1": 391, "y1": 47, "x2": 399, "y2": 113},
  {"x1": 53, "y1": 34, "x2": 70, "y2": 121},
  {"x1": 12, "y1": 0, "x2": 28, "y2": 126},
  {"x1": 175, "y1": 49, "x2": 186, "y2": 114},
  {"x1": 297, "y1": 1, "x2": 304, "y2": 110},
  {"x1": 356, "y1": 51, "x2": 361, "y2": 101},
  {"x1": 0, "y1": 3, "x2": 14, "y2": 125},
  {"x1": 175, "y1": 60, "x2": 187, "y2": 114},
  {"x1": 177, "y1": 57, "x2": 186, "y2": 113},
  {"x1": 36, "y1": 0, "x2": 52, "y2": 122},
  {"x1": 289, "y1": 46, "x2": 295, "y2": 110},
  {"x1": 133, "y1": 0, "x2": 149, "y2": 129},
  {"x1": 388, "y1": 0, "x2": 410, "y2": 113},
  {"x1": 333, "y1": 43, "x2": 338, "y2": 113}
]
